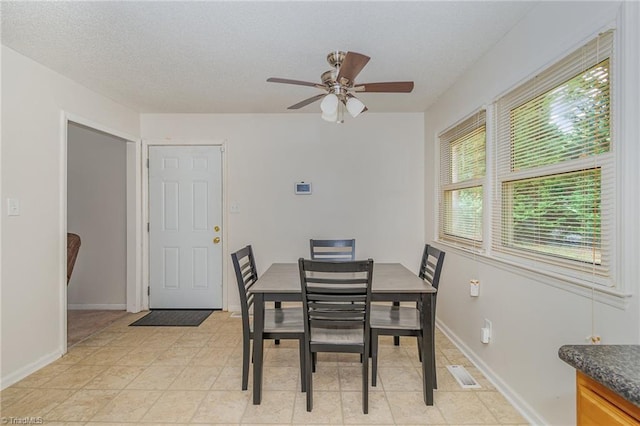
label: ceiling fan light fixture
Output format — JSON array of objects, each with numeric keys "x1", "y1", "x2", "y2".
[
  {"x1": 321, "y1": 108, "x2": 338, "y2": 122},
  {"x1": 346, "y1": 96, "x2": 366, "y2": 118},
  {"x1": 320, "y1": 93, "x2": 339, "y2": 114}
]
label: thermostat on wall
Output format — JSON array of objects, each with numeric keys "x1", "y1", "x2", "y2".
[{"x1": 295, "y1": 182, "x2": 312, "y2": 195}]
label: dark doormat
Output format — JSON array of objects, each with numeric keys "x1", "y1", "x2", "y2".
[{"x1": 129, "y1": 309, "x2": 215, "y2": 327}]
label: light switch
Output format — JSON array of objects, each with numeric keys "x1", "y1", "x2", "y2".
[
  {"x1": 7, "y1": 198, "x2": 20, "y2": 216},
  {"x1": 230, "y1": 202, "x2": 240, "y2": 214}
]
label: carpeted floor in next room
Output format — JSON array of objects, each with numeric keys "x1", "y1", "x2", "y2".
[{"x1": 67, "y1": 309, "x2": 130, "y2": 347}]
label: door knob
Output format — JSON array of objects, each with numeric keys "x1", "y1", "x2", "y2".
[{"x1": 213, "y1": 237, "x2": 221, "y2": 244}]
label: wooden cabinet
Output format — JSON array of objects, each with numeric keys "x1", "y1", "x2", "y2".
[{"x1": 577, "y1": 371, "x2": 640, "y2": 425}]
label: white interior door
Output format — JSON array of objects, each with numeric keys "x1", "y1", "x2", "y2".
[{"x1": 148, "y1": 145, "x2": 222, "y2": 309}]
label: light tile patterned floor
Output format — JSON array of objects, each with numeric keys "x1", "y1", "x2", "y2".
[{"x1": 0, "y1": 311, "x2": 529, "y2": 425}]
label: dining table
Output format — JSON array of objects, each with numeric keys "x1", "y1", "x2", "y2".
[{"x1": 251, "y1": 262, "x2": 437, "y2": 406}]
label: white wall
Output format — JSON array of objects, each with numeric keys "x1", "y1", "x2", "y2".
[
  {"x1": 1, "y1": 46, "x2": 139, "y2": 387},
  {"x1": 141, "y1": 113, "x2": 425, "y2": 312},
  {"x1": 424, "y1": 2, "x2": 640, "y2": 425},
  {"x1": 67, "y1": 123, "x2": 127, "y2": 309}
]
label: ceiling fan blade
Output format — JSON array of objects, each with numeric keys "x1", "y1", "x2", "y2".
[
  {"x1": 337, "y1": 51, "x2": 370, "y2": 84},
  {"x1": 287, "y1": 93, "x2": 326, "y2": 110},
  {"x1": 353, "y1": 81, "x2": 414, "y2": 93},
  {"x1": 267, "y1": 77, "x2": 322, "y2": 88}
]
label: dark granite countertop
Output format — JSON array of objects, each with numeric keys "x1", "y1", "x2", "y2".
[{"x1": 559, "y1": 344, "x2": 640, "y2": 407}]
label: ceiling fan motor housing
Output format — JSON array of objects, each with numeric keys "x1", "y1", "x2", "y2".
[
  {"x1": 321, "y1": 70, "x2": 337, "y2": 86},
  {"x1": 326, "y1": 51, "x2": 346, "y2": 68}
]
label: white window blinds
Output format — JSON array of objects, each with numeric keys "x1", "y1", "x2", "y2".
[
  {"x1": 493, "y1": 31, "x2": 614, "y2": 282},
  {"x1": 439, "y1": 110, "x2": 486, "y2": 246}
]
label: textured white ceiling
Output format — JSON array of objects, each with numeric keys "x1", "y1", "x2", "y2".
[{"x1": 1, "y1": 1, "x2": 536, "y2": 114}]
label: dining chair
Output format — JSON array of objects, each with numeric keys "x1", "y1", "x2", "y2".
[
  {"x1": 298, "y1": 258, "x2": 373, "y2": 414},
  {"x1": 308, "y1": 238, "x2": 358, "y2": 369},
  {"x1": 370, "y1": 244, "x2": 445, "y2": 388},
  {"x1": 309, "y1": 238, "x2": 356, "y2": 261},
  {"x1": 67, "y1": 233, "x2": 81, "y2": 285},
  {"x1": 231, "y1": 245, "x2": 306, "y2": 391}
]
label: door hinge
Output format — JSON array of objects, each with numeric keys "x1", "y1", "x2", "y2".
[
  {"x1": 146, "y1": 158, "x2": 149, "y2": 168},
  {"x1": 147, "y1": 222, "x2": 150, "y2": 232},
  {"x1": 147, "y1": 286, "x2": 150, "y2": 296}
]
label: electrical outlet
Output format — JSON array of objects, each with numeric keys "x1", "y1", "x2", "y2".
[
  {"x1": 481, "y1": 319, "x2": 492, "y2": 344},
  {"x1": 7, "y1": 198, "x2": 20, "y2": 216}
]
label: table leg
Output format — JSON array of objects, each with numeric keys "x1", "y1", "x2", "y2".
[
  {"x1": 253, "y1": 293, "x2": 265, "y2": 405},
  {"x1": 422, "y1": 293, "x2": 434, "y2": 405}
]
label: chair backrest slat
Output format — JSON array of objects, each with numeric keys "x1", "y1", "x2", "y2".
[
  {"x1": 309, "y1": 239, "x2": 356, "y2": 261},
  {"x1": 308, "y1": 299, "x2": 365, "y2": 308},
  {"x1": 307, "y1": 293, "x2": 368, "y2": 302},
  {"x1": 305, "y1": 277, "x2": 368, "y2": 286},
  {"x1": 246, "y1": 293, "x2": 254, "y2": 309}
]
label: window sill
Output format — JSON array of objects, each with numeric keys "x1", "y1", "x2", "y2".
[{"x1": 434, "y1": 239, "x2": 632, "y2": 309}]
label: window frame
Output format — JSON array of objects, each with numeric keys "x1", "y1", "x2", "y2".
[
  {"x1": 490, "y1": 30, "x2": 616, "y2": 288},
  {"x1": 438, "y1": 109, "x2": 487, "y2": 249}
]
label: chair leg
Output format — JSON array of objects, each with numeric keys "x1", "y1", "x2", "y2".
[
  {"x1": 432, "y1": 311, "x2": 437, "y2": 389},
  {"x1": 306, "y1": 349, "x2": 313, "y2": 412},
  {"x1": 299, "y1": 337, "x2": 306, "y2": 392},
  {"x1": 362, "y1": 346, "x2": 369, "y2": 414},
  {"x1": 432, "y1": 354, "x2": 438, "y2": 390},
  {"x1": 274, "y1": 302, "x2": 281, "y2": 345},
  {"x1": 371, "y1": 330, "x2": 378, "y2": 387},
  {"x1": 416, "y1": 336, "x2": 422, "y2": 362},
  {"x1": 242, "y1": 336, "x2": 251, "y2": 391},
  {"x1": 393, "y1": 301, "x2": 400, "y2": 346},
  {"x1": 312, "y1": 352, "x2": 317, "y2": 372}
]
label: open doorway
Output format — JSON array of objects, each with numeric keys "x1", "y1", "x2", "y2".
[{"x1": 65, "y1": 120, "x2": 141, "y2": 347}]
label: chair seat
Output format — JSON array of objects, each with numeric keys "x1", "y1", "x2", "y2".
[
  {"x1": 250, "y1": 307, "x2": 304, "y2": 333},
  {"x1": 370, "y1": 304, "x2": 422, "y2": 330},
  {"x1": 311, "y1": 324, "x2": 364, "y2": 345}
]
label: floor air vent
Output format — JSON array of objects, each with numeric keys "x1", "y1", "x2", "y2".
[{"x1": 446, "y1": 365, "x2": 481, "y2": 389}]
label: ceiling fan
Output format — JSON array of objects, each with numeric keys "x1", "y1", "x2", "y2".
[{"x1": 267, "y1": 51, "x2": 414, "y2": 123}]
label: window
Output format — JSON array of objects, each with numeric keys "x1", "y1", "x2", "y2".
[
  {"x1": 439, "y1": 110, "x2": 486, "y2": 247},
  {"x1": 494, "y1": 31, "x2": 614, "y2": 282}
]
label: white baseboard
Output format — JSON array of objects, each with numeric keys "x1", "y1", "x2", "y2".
[
  {"x1": 0, "y1": 349, "x2": 62, "y2": 390},
  {"x1": 436, "y1": 319, "x2": 547, "y2": 425},
  {"x1": 67, "y1": 304, "x2": 126, "y2": 310}
]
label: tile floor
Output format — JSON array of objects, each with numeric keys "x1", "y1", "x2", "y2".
[
  {"x1": 67, "y1": 310, "x2": 130, "y2": 347},
  {"x1": 0, "y1": 311, "x2": 529, "y2": 425}
]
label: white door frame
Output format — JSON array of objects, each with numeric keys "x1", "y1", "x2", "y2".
[
  {"x1": 142, "y1": 139, "x2": 228, "y2": 311},
  {"x1": 59, "y1": 111, "x2": 143, "y2": 354}
]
